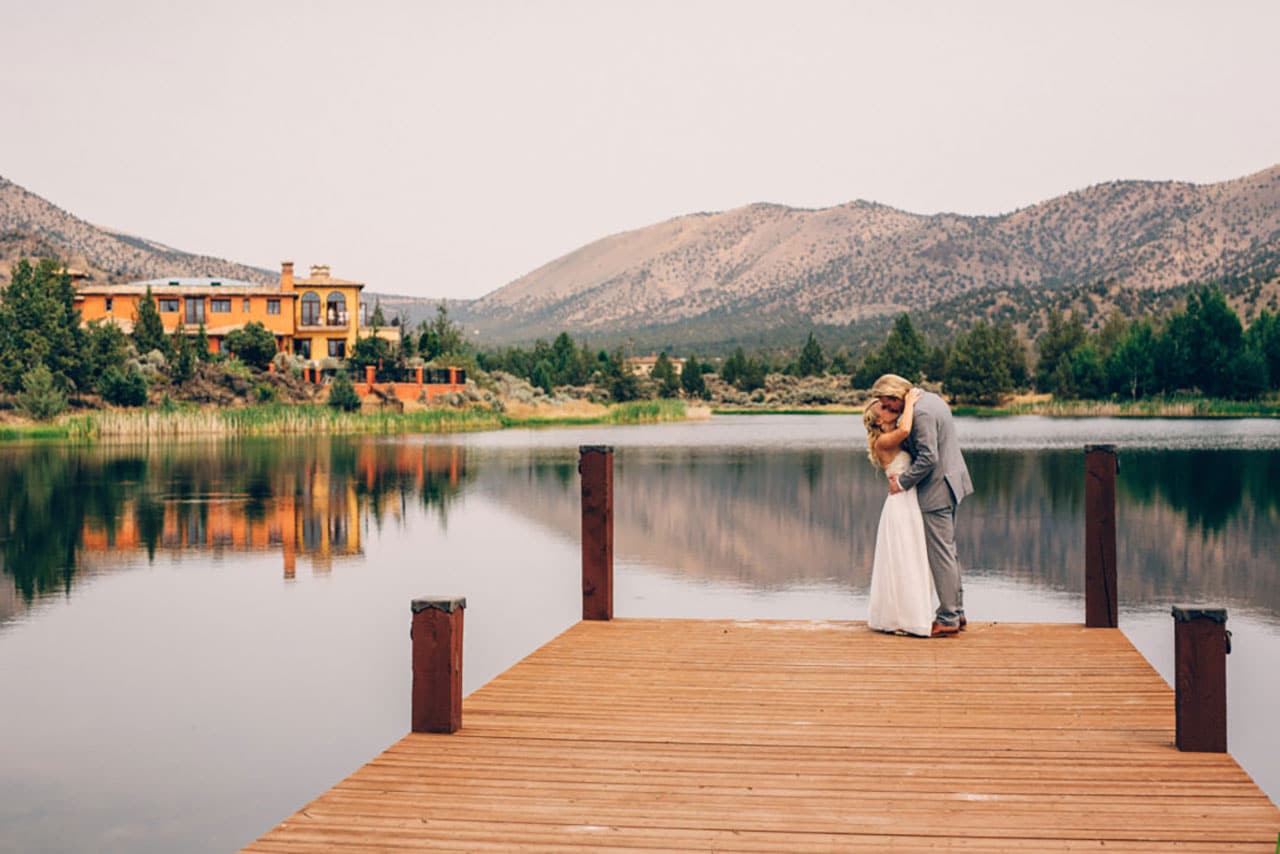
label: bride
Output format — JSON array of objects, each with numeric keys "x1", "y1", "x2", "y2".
[{"x1": 862, "y1": 388, "x2": 937, "y2": 638}]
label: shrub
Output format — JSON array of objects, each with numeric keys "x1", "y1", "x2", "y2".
[
  {"x1": 327, "y1": 371, "x2": 361, "y2": 412},
  {"x1": 224, "y1": 322, "x2": 279, "y2": 370},
  {"x1": 16, "y1": 365, "x2": 68, "y2": 420},
  {"x1": 98, "y1": 366, "x2": 149, "y2": 407}
]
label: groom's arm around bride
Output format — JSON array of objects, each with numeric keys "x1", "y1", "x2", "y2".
[{"x1": 871, "y1": 374, "x2": 973, "y2": 631}]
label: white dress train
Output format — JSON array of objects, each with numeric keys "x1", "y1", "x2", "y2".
[{"x1": 867, "y1": 451, "x2": 937, "y2": 637}]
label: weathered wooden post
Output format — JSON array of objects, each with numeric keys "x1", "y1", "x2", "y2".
[
  {"x1": 579, "y1": 445, "x2": 614, "y2": 621},
  {"x1": 1172, "y1": 606, "x2": 1229, "y2": 752},
  {"x1": 1085, "y1": 445, "x2": 1118, "y2": 628},
  {"x1": 411, "y1": 597, "x2": 465, "y2": 734},
  {"x1": 365, "y1": 364, "x2": 376, "y2": 387}
]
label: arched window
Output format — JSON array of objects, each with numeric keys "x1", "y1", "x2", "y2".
[
  {"x1": 300, "y1": 292, "x2": 320, "y2": 326},
  {"x1": 326, "y1": 292, "x2": 347, "y2": 326}
]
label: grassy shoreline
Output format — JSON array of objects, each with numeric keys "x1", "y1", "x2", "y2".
[
  {"x1": 0, "y1": 399, "x2": 689, "y2": 442},
  {"x1": 3, "y1": 395, "x2": 1277, "y2": 442},
  {"x1": 717, "y1": 396, "x2": 1280, "y2": 418},
  {"x1": 951, "y1": 397, "x2": 1280, "y2": 418}
]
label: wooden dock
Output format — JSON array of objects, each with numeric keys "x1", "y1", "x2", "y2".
[{"x1": 245, "y1": 618, "x2": 1280, "y2": 852}]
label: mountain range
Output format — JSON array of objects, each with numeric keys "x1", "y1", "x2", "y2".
[
  {"x1": 3, "y1": 165, "x2": 1278, "y2": 353},
  {"x1": 0, "y1": 176, "x2": 276, "y2": 287}
]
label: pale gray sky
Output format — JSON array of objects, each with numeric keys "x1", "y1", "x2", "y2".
[{"x1": 3, "y1": 0, "x2": 1277, "y2": 299}]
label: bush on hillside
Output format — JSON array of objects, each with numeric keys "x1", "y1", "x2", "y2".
[
  {"x1": 328, "y1": 371, "x2": 361, "y2": 412},
  {"x1": 98, "y1": 366, "x2": 149, "y2": 407},
  {"x1": 16, "y1": 365, "x2": 68, "y2": 421}
]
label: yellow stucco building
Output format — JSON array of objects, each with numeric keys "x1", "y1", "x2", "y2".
[{"x1": 74, "y1": 262, "x2": 385, "y2": 361}]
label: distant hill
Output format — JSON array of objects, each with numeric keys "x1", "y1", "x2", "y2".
[
  {"x1": 467, "y1": 164, "x2": 1280, "y2": 348},
  {"x1": 0, "y1": 175, "x2": 277, "y2": 287},
  {"x1": 4, "y1": 165, "x2": 1278, "y2": 356}
]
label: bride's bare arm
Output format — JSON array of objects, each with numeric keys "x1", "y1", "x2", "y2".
[{"x1": 875, "y1": 388, "x2": 922, "y2": 453}]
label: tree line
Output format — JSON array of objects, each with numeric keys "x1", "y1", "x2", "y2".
[
  {"x1": 474, "y1": 284, "x2": 1280, "y2": 405},
  {"x1": 3, "y1": 254, "x2": 1277, "y2": 420}
]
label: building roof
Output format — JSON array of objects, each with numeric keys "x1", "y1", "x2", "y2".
[
  {"x1": 128, "y1": 277, "x2": 270, "y2": 289},
  {"x1": 75, "y1": 279, "x2": 295, "y2": 298}
]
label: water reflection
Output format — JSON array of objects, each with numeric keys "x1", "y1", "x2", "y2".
[
  {"x1": 0, "y1": 440, "x2": 469, "y2": 618},
  {"x1": 3, "y1": 435, "x2": 1278, "y2": 624},
  {"x1": 473, "y1": 446, "x2": 1280, "y2": 619}
]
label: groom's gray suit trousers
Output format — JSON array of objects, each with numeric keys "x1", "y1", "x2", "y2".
[{"x1": 922, "y1": 505, "x2": 964, "y2": 626}]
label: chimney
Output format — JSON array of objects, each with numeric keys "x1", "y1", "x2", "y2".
[
  {"x1": 280, "y1": 261, "x2": 294, "y2": 293},
  {"x1": 310, "y1": 264, "x2": 330, "y2": 279}
]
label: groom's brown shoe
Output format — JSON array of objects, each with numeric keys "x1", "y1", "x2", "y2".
[
  {"x1": 959, "y1": 615, "x2": 968, "y2": 631},
  {"x1": 930, "y1": 621, "x2": 960, "y2": 638}
]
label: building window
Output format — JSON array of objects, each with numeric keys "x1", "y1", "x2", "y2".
[
  {"x1": 159, "y1": 298, "x2": 180, "y2": 313},
  {"x1": 267, "y1": 299, "x2": 280, "y2": 315},
  {"x1": 105, "y1": 297, "x2": 114, "y2": 312},
  {"x1": 185, "y1": 298, "x2": 205, "y2": 324},
  {"x1": 326, "y1": 292, "x2": 347, "y2": 326},
  {"x1": 328, "y1": 339, "x2": 346, "y2": 358},
  {"x1": 211, "y1": 298, "x2": 231, "y2": 313},
  {"x1": 294, "y1": 339, "x2": 311, "y2": 359},
  {"x1": 243, "y1": 298, "x2": 251, "y2": 312},
  {"x1": 301, "y1": 292, "x2": 321, "y2": 326}
]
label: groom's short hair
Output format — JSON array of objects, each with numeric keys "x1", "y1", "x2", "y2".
[{"x1": 871, "y1": 374, "x2": 913, "y2": 399}]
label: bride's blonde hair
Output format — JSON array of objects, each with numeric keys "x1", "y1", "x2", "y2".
[{"x1": 862, "y1": 402, "x2": 886, "y2": 468}]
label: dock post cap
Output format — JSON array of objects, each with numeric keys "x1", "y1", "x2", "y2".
[
  {"x1": 411, "y1": 597, "x2": 467, "y2": 614},
  {"x1": 1172, "y1": 605, "x2": 1227, "y2": 624},
  {"x1": 579, "y1": 444, "x2": 615, "y2": 454},
  {"x1": 1084, "y1": 444, "x2": 1118, "y2": 453}
]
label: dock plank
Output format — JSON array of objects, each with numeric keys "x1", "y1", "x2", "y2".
[{"x1": 245, "y1": 620, "x2": 1280, "y2": 851}]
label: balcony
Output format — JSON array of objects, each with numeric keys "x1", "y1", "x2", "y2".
[{"x1": 298, "y1": 311, "x2": 350, "y2": 332}]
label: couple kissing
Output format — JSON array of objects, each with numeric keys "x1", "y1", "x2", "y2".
[{"x1": 862, "y1": 373, "x2": 973, "y2": 638}]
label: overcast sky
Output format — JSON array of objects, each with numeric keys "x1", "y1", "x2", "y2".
[{"x1": 3, "y1": 1, "x2": 1277, "y2": 299}]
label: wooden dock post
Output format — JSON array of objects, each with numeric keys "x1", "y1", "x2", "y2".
[
  {"x1": 1173, "y1": 606, "x2": 1229, "y2": 753},
  {"x1": 579, "y1": 445, "x2": 614, "y2": 621},
  {"x1": 410, "y1": 597, "x2": 465, "y2": 734},
  {"x1": 1085, "y1": 444, "x2": 1118, "y2": 628}
]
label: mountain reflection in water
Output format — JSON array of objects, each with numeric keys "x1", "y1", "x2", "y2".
[
  {"x1": 474, "y1": 446, "x2": 1280, "y2": 618},
  {"x1": 2, "y1": 438, "x2": 1278, "y2": 622}
]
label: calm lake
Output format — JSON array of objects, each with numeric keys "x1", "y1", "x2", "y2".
[{"x1": 1, "y1": 415, "x2": 1278, "y2": 852}]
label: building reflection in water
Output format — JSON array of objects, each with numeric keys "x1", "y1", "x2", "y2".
[
  {"x1": 0, "y1": 439, "x2": 468, "y2": 614},
  {"x1": 4, "y1": 439, "x2": 1278, "y2": 622}
]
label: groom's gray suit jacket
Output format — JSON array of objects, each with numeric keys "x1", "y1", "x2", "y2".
[{"x1": 897, "y1": 391, "x2": 973, "y2": 512}]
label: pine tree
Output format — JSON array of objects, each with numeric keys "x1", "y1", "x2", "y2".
[
  {"x1": 878, "y1": 314, "x2": 928, "y2": 381},
  {"x1": 132, "y1": 285, "x2": 170, "y2": 358},
  {"x1": 1034, "y1": 310, "x2": 1086, "y2": 392},
  {"x1": 194, "y1": 323, "x2": 211, "y2": 361},
  {"x1": 170, "y1": 324, "x2": 196, "y2": 383},
  {"x1": 1104, "y1": 319, "x2": 1156, "y2": 399},
  {"x1": 531, "y1": 360, "x2": 554, "y2": 394},
  {"x1": 797, "y1": 332, "x2": 826, "y2": 377},
  {"x1": 681, "y1": 353, "x2": 707, "y2": 398},
  {"x1": 0, "y1": 259, "x2": 85, "y2": 393},
  {"x1": 83, "y1": 320, "x2": 128, "y2": 386},
  {"x1": 650, "y1": 352, "x2": 680, "y2": 398},
  {"x1": 944, "y1": 321, "x2": 1013, "y2": 404}
]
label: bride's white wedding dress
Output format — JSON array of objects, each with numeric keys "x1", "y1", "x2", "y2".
[{"x1": 867, "y1": 450, "x2": 937, "y2": 637}]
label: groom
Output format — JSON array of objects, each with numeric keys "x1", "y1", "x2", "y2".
[{"x1": 872, "y1": 374, "x2": 973, "y2": 636}]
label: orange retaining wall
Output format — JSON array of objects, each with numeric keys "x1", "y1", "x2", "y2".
[{"x1": 353, "y1": 382, "x2": 465, "y2": 403}]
